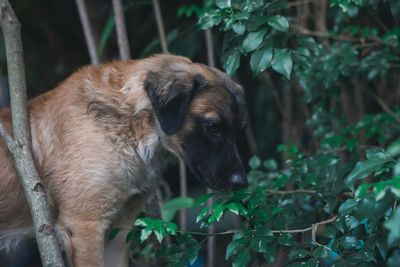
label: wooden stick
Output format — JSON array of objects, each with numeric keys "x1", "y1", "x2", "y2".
[
  {"x1": 0, "y1": 1, "x2": 65, "y2": 266},
  {"x1": 112, "y1": 0, "x2": 131, "y2": 60},
  {"x1": 151, "y1": 0, "x2": 168, "y2": 53},
  {"x1": 204, "y1": 28, "x2": 216, "y2": 267},
  {"x1": 75, "y1": 0, "x2": 99, "y2": 65}
]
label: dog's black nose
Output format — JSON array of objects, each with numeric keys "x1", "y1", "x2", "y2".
[{"x1": 229, "y1": 173, "x2": 248, "y2": 190}]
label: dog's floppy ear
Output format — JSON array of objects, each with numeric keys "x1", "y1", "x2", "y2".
[{"x1": 144, "y1": 71, "x2": 204, "y2": 135}]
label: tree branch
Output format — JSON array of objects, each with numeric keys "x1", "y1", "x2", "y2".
[
  {"x1": 75, "y1": 0, "x2": 99, "y2": 65},
  {"x1": 293, "y1": 27, "x2": 383, "y2": 45},
  {"x1": 0, "y1": 1, "x2": 65, "y2": 266},
  {"x1": 179, "y1": 160, "x2": 188, "y2": 231},
  {"x1": 364, "y1": 89, "x2": 400, "y2": 124},
  {"x1": 266, "y1": 189, "x2": 318, "y2": 195},
  {"x1": 204, "y1": 28, "x2": 216, "y2": 267},
  {"x1": 151, "y1": 0, "x2": 168, "y2": 53},
  {"x1": 112, "y1": 0, "x2": 131, "y2": 60}
]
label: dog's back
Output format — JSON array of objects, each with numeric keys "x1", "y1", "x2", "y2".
[
  {"x1": 0, "y1": 59, "x2": 149, "y2": 253},
  {"x1": 0, "y1": 54, "x2": 248, "y2": 266}
]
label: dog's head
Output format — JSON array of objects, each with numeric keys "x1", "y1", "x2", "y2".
[{"x1": 143, "y1": 55, "x2": 248, "y2": 191}]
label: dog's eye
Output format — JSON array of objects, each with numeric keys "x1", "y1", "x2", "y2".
[{"x1": 207, "y1": 122, "x2": 222, "y2": 134}]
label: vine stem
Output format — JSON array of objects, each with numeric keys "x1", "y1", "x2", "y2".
[{"x1": 176, "y1": 215, "x2": 338, "y2": 237}]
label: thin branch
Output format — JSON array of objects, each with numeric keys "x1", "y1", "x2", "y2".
[
  {"x1": 293, "y1": 27, "x2": 384, "y2": 45},
  {"x1": 205, "y1": 29, "x2": 216, "y2": 68},
  {"x1": 266, "y1": 189, "x2": 317, "y2": 195},
  {"x1": 0, "y1": 1, "x2": 65, "y2": 266},
  {"x1": 204, "y1": 28, "x2": 216, "y2": 267},
  {"x1": 177, "y1": 216, "x2": 338, "y2": 237},
  {"x1": 266, "y1": 189, "x2": 354, "y2": 198},
  {"x1": 112, "y1": 0, "x2": 131, "y2": 60},
  {"x1": 179, "y1": 160, "x2": 188, "y2": 231},
  {"x1": 364, "y1": 89, "x2": 400, "y2": 124},
  {"x1": 75, "y1": 0, "x2": 99, "y2": 65},
  {"x1": 271, "y1": 216, "x2": 337, "y2": 236},
  {"x1": 151, "y1": 0, "x2": 168, "y2": 53}
]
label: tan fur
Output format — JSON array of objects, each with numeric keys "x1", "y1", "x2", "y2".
[{"x1": 0, "y1": 54, "x2": 244, "y2": 267}]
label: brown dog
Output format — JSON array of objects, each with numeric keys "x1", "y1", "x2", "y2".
[{"x1": 0, "y1": 54, "x2": 248, "y2": 267}]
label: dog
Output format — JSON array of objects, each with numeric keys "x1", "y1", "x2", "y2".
[{"x1": 0, "y1": 54, "x2": 248, "y2": 267}]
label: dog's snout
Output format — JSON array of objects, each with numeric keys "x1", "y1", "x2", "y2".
[{"x1": 229, "y1": 173, "x2": 248, "y2": 190}]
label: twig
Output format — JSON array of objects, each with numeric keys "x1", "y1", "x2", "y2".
[
  {"x1": 364, "y1": 89, "x2": 400, "y2": 124},
  {"x1": 75, "y1": 0, "x2": 99, "y2": 65},
  {"x1": 205, "y1": 29, "x2": 216, "y2": 68},
  {"x1": 271, "y1": 216, "x2": 337, "y2": 235},
  {"x1": 177, "y1": 216, "x2": 337, "y2": 237},
  {"x1": 151, "y1": 0, "x2": 168, "y2": 53},
  {"x1": 179, "y1": 160, "x2": 188, "y2": 231},
  {"x1": 266, "y1": 189, "x2": 317, "y2": 195},
  {"x1": 266, "y1": 189, "x2": 354, "y2": 198},
  {"x1": 112, "y1": 0, "x2": 131, "y2": 60},
  {"x1": 0, "y1": 1, "x2": 65, "y2": 266},
  {"x1": 293, "y1": 27, "x2": 383, "y2": 45}
]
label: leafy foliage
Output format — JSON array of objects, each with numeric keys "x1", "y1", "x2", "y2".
[{"x1": 116, "y1": 0, "x2": 400, "y2": 266}]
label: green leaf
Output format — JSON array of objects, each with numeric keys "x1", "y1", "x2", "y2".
[
  {"x1": 340, "y1": 236, "x2": 360, "y2": 250},
  {"x1": 187, "y1": 243, "x2": 201, "y2": 265},
  {"x1": 345, "y1": 152, "x2": 392, "y2": 190},
  {"x1": 223, "y1": 49, "x2": 241, "y2": 76},
  {"x1": 249, "y1": 155, "x2": 261, "y2": 169},
  {"x1": 140, "y1": 228, "x2": 153, "y2": 243},
  {"x1": 216, "y1": 0, "x2": 231, "y2": 9},
  {"x1": 161, "y1": 197, "x2": 194, "y2": 222},
  {"x1": 263, "y1": 159, "x2": 278, "y2": 171},
  {"x1": 125, "y1": 229, "x2": 140, "y2": 243},
  {"x1": 166, "y1": 222, "x2": 178, "y2": 235},
  {"x1": 311, "y1": 246, "x2": 328, "y2": 258},
  {"x1": 226, "y1": 202, "x2": 248, "y2": 216},
  {"x1": 226, "y1": 238, "x2": 247, "y2": 259},
  {"x1": 288, "y1": 248, "x2": 310, "y2": 259},
  {"x1": 271, "y1": 49, "x2": 293, "y2": 79},
  {"x1": 391, "y1": 1, "x2": 400, "y2": 16},
  {"x1": 98, "y1": 17, "x2": 116, "y2": 58},
  {"x1": 278, "y1": 234, "x2": 294, "y2": 246},
  {"x1": 194, "y1": 192, "x2": 219, "y2": 206},
  {"x1": 387, "y1": 139, "x2": 400, "y2": 157},
  {"x1": 267, "y1": 15, "x2": 289, "y2": 32},
  {"x1": 250, "y1": 47, "x2": 273, "y2": 75},
  {"x1": 232, "y1": 22, "x2": 246, "y2": 35},
  {"x1": 196, "y1": 206, "x2": 210, "y2": 223},
  {"x1": 242, "y1": 29, "x2": 267, "y2": 53},
  {"x1": 108, "y1": 227, "x2": 121, "y2": 241},
  {"x1": 338, "y1": 199, "x2": 358, "y2": 215},
  {"x1": 385, "y1": 207, "x2": 400, "y2": 246},
  {"x1": 134, "y1": 218, "x2": 149, "y2": 227},
  {"x1": 209, "y1": 204, "x2": 225, "y2": 223},
  {"x1": 232, "y1": 248, "x2": 251, "y2": 267},
  {"x1": 153, "y1": 221, "x2": 167, "y2": 243}
]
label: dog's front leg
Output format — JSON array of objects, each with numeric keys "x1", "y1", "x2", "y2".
[{"x1": 63, "y1": 219, "x2": 106, "y2": 267}]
